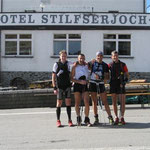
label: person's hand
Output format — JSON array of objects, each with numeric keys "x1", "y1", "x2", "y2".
[
  {"x1": 84, "y1": 62, "x2": 88, "y2": 65},
  {"x1": 53, "y1": 87, "x2": 58, "y2": 94},
  {"x1": 54, "y1": 89, "x2": 58, "y2": 95},
  {"x1": 91, "y1": 59, "x2": 96, "y2": 64},
  {"x1": 124, "y1": 77, "x2": 128, "y2": 82},
  {"x1": 95, "y1": 74, "x2": 99, "y2": 80},
  {"x1": 73, "y1": 61, "x2": 79, "y2": 67},
  {"x1": 123, "y1": 77, "x2": 128, "y2": 85},
  {"x1": 80, "y1": 80, "x2": 87, "y2": 85}
]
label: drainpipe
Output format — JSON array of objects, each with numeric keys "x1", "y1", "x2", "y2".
[
  {"x1": 1, "y1": 0, "x2": 3, "y2": 12},
  {"x1": 0, "y1": 30, "x2": 1, "y2": 86},
  {"x1": 0, "y1": 0, "x2": 3, "y2": 85},
  {"x1": 143, "y1": 0, "x2": 146, "y2": 13}
]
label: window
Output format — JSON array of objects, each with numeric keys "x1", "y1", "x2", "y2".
[
  {"x1": 53, "y1": 34, "x2": 81, "y2": 55},
  {"x1": 103, "y1": 34, "x2": 131, "y2": 56},
  {"x1": 4, "y1": 34, "x2": 32, "y2": 56}
]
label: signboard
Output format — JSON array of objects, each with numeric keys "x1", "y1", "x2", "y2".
[{"x1": 0, "y1": 13, "x2": 150, "y2": 26}]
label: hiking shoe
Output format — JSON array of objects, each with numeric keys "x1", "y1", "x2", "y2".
[
  {"x1": 114, "y1": 117, "x2": 119, "y2": 125},
  {"x1": 68, "y1": 120, "x2": 73, "y2": 127},
  {"x1": 56, "y1": 120, "x2": 61, "y2": 127},
  {"x1": 93, "y1": 120, "x2": 99, "y2": 125},
  {"x1": 77, "y1": 116, "x2": 81, "y2": 126},
  {"x1": 86, "y1": 122, "x2": 92, "y2": 127},
  {"x1": 93, "y1": 115, "x2": 99, "y2": 125},
  {"x1": 84, "y1": 117, "x2": 92, "y2": 127},
  {"x1": 108, "y1": 115, "x2": 114, "y2": 125},
  {"x1": 120, "y1": 117, "x2": 126, "y2": 125}
]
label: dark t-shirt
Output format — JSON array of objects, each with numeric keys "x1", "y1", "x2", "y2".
[
  {"x1": 90, "y1": 61, "x2": 109, "y2": 80},
  {"x1": 53, "y1": 61, "x2": 71, "y2": 90},
  {"x1": 108, "y1": 60, "x2": 128, "y2": 82}
]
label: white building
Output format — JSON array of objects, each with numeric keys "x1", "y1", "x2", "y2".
[{"x1": 0, "y1": 0, "x2": 150, "y2": 88}]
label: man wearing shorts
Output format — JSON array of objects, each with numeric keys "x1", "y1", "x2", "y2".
[
  {"x1": 71, "y1": 54, "x2": 91, "y2": 126},
  {"x1": 108, "y1": 50, "x2": 129, "y2": 125},
  {"x1": 52, "y1": 50, "x2": 73, "y2": 127},
  {"x1": 88, "y1": 51, "x2": 114, "y2": 125}
]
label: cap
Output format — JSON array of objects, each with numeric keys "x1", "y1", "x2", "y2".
[{"x1": 96, "y1": 51, "x2": 103, "y2": 56}]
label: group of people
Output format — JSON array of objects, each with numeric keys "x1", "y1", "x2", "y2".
[{"x1": 52, "y1": 50, "x2": 129, "y2": 127}]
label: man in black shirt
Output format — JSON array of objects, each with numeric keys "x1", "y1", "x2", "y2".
[
  {"x1": 52, "y1": 50, "x2": 73, "y2": 127},
  {"x1": 108, "y1": 51, "x2": 129, "y2": 125}
]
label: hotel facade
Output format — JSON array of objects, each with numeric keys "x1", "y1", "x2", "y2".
[{"x1": 0, "y1": 0, "x2": 150, "y2": 88}]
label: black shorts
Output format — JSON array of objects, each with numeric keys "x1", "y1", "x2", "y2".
[
  {"x1": 73, "y1": 83, "x2": 88, "y2": 93},
  {"x1": 89, "y1": 82, "x2": 105, "y2": 93},
  {"x1": 110, "y1": 81, "x2": 125, "y2": 94},
  {"x1": 57, "y1": 87, "x2": 71, "y2": 100}
]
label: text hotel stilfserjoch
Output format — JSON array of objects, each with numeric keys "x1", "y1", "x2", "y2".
[{"x1": 0, "y1": 13, "x2": 150, "y2": 26}]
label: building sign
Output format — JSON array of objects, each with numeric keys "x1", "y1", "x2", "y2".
[{"x1": 0, "y1": 13, "x2": 150, "y2": 26}]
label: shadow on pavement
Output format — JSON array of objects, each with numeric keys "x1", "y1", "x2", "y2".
[
  {"x1": 83, "y1": 122, "x2": 150, "y2": 129},
  {"x1": 122, "y1": 122, "x2": 150, "y2": 129}
]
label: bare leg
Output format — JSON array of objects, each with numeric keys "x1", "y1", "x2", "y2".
[
  {"x1": 100, "y1": 92, "x2": 112, "y2": 117},
  {"x1": 112, "y1": 94, "x2": 118, "y2": 118},
  {"x1": 74, "y1": 92, "x2": 81, "y2": 116},
  {"x1": 91, "y1": 92, "x2": 98, "y2": 116},
  {"x1": 119, "y1": 94, "x2": 126, "y2": 117},
  {"x1": 83, "y1": 91, "x2": 90, "y2": 117}
]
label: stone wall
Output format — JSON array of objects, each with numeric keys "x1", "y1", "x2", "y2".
[
  {"x1": 0, "y1": 87, "x2": 149, "y2": 109},
  {"x1": 1, "y1": 71, "x2": 52, "y2": 88},
  {"x1": 129, "y1": 72, "x2": 150, "y2": 82},
  {"x1": 1, "y1": 71, "x2": 150, "y2": 88},
  {"x1": 0, "y1": 89, "x2": 75, "y2": 109}
]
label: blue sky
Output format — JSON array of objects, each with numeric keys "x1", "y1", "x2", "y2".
[
  {"x1": 147, "y1": 0, "x2": 150, "y2": 6},
  {"x1": 147, "y1": 0, "x2": 150, "y2": 12}
]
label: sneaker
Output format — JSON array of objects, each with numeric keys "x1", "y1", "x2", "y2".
[
  {"x1": 68, "y1": 120, "x2": 73, "y2": 127},
  {"x1": 84, "y1": 117, "x2": 92, "y2": 127},
  {"x1": 114, "y1": 117, "x2": 119, "y2": 125},
  {"x1": 77, "y1": 116, "x2": 81, "y2": 126},
  {"x1": 120, "y1": 117, "x2": 126, "y2": 125},
  {"x1": 108, "y1": 115, "x2": 114, "y2": 125},
  {"x1": 56, "y1": 120, "x2": 61, "y2": 127}
]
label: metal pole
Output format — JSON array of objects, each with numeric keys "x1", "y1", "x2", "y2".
[
  {"x1": 92, "y1": 7, "x2": 94, "y2": 13},
  {"x1": 1, "y1": 0, "x2": 3, "y2": 12}
]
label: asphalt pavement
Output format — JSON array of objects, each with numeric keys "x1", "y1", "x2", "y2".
[{"x1": 0, "y1": 105, "x2": 150, "y2": 150}]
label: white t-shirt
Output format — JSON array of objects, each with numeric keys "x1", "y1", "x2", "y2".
[{"x1": 74, "y1": 65, "x2": 89, "y2": 80}]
